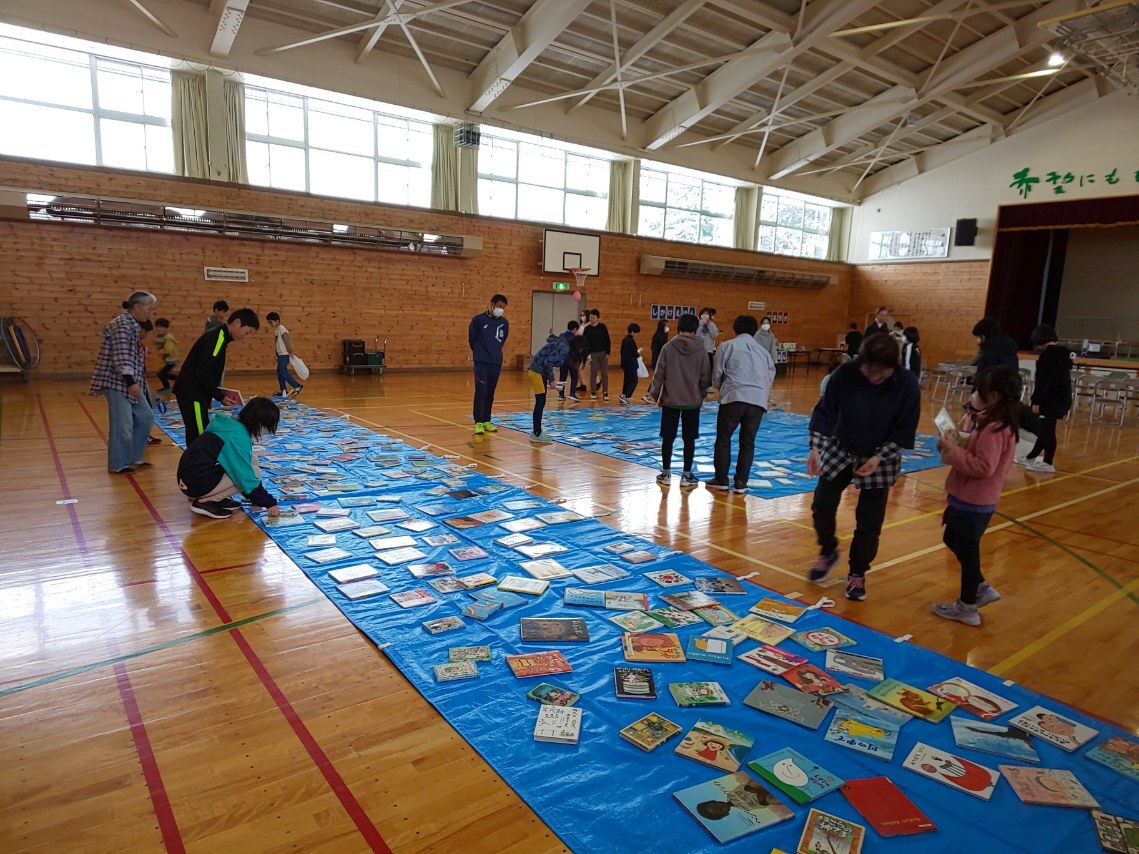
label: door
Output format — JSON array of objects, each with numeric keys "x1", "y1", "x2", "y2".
[{"x1": 530, "y1": 292, "x2": 586, "y2": 356}]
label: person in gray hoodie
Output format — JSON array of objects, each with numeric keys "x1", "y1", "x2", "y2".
[
  {"x1": 753, "y1": 315, "x2": 779, "y2": 364},
  {"x1": 710, "y1": 315, "x2": 777, "y2": 493},
  {"x1": 646, "y1": 313, "x2": 711, "y2": 489}
]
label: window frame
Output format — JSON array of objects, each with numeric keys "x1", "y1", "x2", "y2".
[
  {"x1": 637, "y1": 166, "x2": 736, "y2": 248},
  {"x1": 758, "y1": 189, "x2": 834, "y2": 260}
]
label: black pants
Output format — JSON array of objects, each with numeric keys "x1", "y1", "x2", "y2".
[
  {"x1": 713, "y1": 402, "x2": 765, "y2": 486},
  {"x1": 622, "y1": 366, "x2": 638, "y2": 398},
  {"x1": 558, "y1": 363, "x2": 578, "y2": 397},
  {"x1": 811, "y1": 465, "x2": 890, "y2": 577},
  {"x1": 1027, "y1": 415, "x2": 1058, "y2": 464},
  {"x1": 473, "y1": 362, "x2": 501, "y2": 423},
  {"x1": 157, "y1": 362, "x2": 178, "y2": 388},
  {"x1": 943, "y1": 505, "x2": 993, "y2": 605},
  {"x1": 176, "y1": 394, "x2": 212, "y2": 446},
  {"x1": 660, "y1": 407, "x2": 700, "y2": 473}
]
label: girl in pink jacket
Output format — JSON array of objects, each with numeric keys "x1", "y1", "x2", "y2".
[{"x1": 932, "y1": 366, "x2": 1022, "y2": 626}]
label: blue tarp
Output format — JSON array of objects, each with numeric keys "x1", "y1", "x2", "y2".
[
  {"x1": 493, "y1": 404, "x2": 945, "y2": 498},
  {"x1": 159, "y1": 402, "x2": 1138, "y2": 853}
]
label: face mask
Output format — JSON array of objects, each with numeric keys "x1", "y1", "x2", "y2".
[
  {"x1": 761, "y1": 323, "x2": 771, "y2": 331},
  {"x1": 492, "y1": 307, "x2": 504, "y2": 317},
  {"x1": 700, "y1": 315, "x2": 708, "y2": 322},
  {"x1": 664, "y1": 326, "x2": 669, "y2": 334}
]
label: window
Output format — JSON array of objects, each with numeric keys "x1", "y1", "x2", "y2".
[
  {"x1": 637, "y1": 166, "x2": 735, "y2": 247},
  {"x1": 476, "y1": 130, "x2": 609, "y2": 228},
  {"x1": 759, "y1": 190, "x2": 833, "y2": 259},
  {"x1": 0, "y1": 34, "x2": 172, "y2": 172},
  {"x1": 244, "y1": 84, "x2": 433, "y2": 207}
]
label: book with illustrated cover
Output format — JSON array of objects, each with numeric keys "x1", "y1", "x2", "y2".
[
  {"x1": 497, "y1": 575, "x2": 548, "y2": 596},
  {"x1": 644, "y1": 569, "x2": 692, "y2": 587},
  {"x1": 337, "y1": 579, "x2": 390, "y2": 600},
  {"x1": 868, "y1": 679, "x2": 956, "y2": 723},
  {"x1": 790, "y1": 627, "x2": 856, "y2": 653},
  {"x1": 443, "y1": 515, "x2": 482, "y2": 530},
  {"x1": 304, "y1": 546, "x2": 354, "y2": 564},
  {"x1": 407, "y1": 562, "x2": 455, "y2": 578},
  {"x1": 353, "y1": 525, "x2": 392, "y2": 539},
  {"x1": 621, "y1": 550, "x2": 658, "y2": 564},
  {"x1": 367, "y1": 508, "x2": 410, "y2": 522},
  {"x1": 840, "y1": 777, "x2": 936, "y2": 837},
  {"x1": 603, "y1": 542, "x2": 635, "y2": 555},
  {"x1": 515, "y1": 542, "x2": 568, "y2": 559},
  {"x1": 503, "y1": 498, "x2": 543, "y2": 510},
  {"x1": 669, "y1": 681, "x2": 731, "y2": 708},
  {"x1": 831, "y1": 684, "x2": 912, "y2": 728},
  {"x1": 999, "y1": 765, "x2": 1099, "y2": 809},
  {"x1": 422, "y1": 616, "x2": 464, "y2": 634},
  {"x1": 417, "y1": 504, "x2": 449, "y2": 518},
  {"x1": 422, "y1": 533, "x2": 460, "y2": 547},
  {"x1": 738, "y1": 644, "x2": 807, "y2": 675},
  {"x1": 450, "y1": 545, "x2": 489, "y2": 561},
  {"x1": 614, "y1": 666, "x2": 657, "y2": 699},
  {"x1": 469, "y1": 509, "x2": 513, "y2": 524},
  {"x1": 619, "y1": 712, "x2": 681, "y2": 751},
  {"x1": 315, "y1": 506, "x2": 352, "y2": 517},
  {"x1": 950, "y1": 717, "x2": 1040, "y2": 763},
  {"x1": 328, "y1": 564, "x2": 379, "y2": 584},
  {"x1": 534, "y1": 705, "x2": 582, "y2": 744},
  {"x1": 569, "y1": 563, "x2": 630, "y2": 584},
  {"x1": 701, "y1": 625, "x2": 748, "y2": 644},
  {"x1": 390, "y1": 588, "x2": 437, "y2": 608},
  {"x1": 694, "y1": 576, "x2": 747, "y2": 595},
  {"x1": 673, "y1": 772, "x2": 793, "y2": 844},
  {"x1": 469, "y1": 589, "x2": 526, "y2": 610},
  {"x1": 494, "y1": 533, "x2": 534, "y2": 548},
  {"x1": 747, "y1": 748, "x2": 842, "y2": 806},
  {"x1": 608, "y1": 611, "x2": 661, "y2": 632},
  {"x1": 1092, "y1": 811, "x2": 1139, "y2": 854},
  {"x1": 446, "y1": 489, "x2": 479, "y2": 500},
  {"x1": 448, "y1": 645, "x2": 492, "y2": 663},
  {"x1": 826, "y1": 650, "x2": 884, "y2": 682},
  {"x1": 458, "y1": 572, "x2": 497, "y2": 590},
  {"x1": 306, "y1": 534, "x2": 338, "y2": 547},
  {"x1": 428, "y1": 577, "x2": 466, "y2": 594},
  {"x1": 461, "y1": 600, "x2": 502, "y2": 620},
  {"x1": 783, "y1": 663, "x2": 845, "y2": 696},
  {"x1": 604, "y1": 591, "x2": 650, "y2": 611},
  {"x1": 685, "y1": 635, "x2": 734, "y2": 665},
  {"x1": 1008, "y1": 706, "x2": 1099, "y2": 752},
  {"x1": 500, "y1": 517, "x2": 547, "y2": 533},
  {"x1": 337, "y1": 496, "x2": 374, "y2": 508},
  {"x1": 825, "y1": 709, "x2": 901, "y2": 761},
  {"x1": 660, "y1": 590, "x2": 719, "y2": 611},
  {"x1": 398, "y1": 519, "x2": 437, "y2": 533},
  {"x1": 902, "y1": 742, "x2": 1001, "y2": 800},
  {"x1": 674, "y1": 719, "x2": 753, "y2": 771},
  {"x1": 743, "y1": 679, "x2": 833, "y2": 730},
  {"x1": 382, "y1": 469, "x2": 412, "y2": 480},
  {"x1": 729, "y1": 615, "x2": 795, "y2": 645},
  {"x1": 519, "y1": 558, "x2": 572, "y2": 580},
  {"x1": 534, "y1": 510, "x2": 584, "y2": 525},
  {"x1": 505, "y1": 650, "x2": 572, "y2": 678},
  {"x1": 368, "y1": 535, "x2": 417, "y2": 551},
  {"x1": 797, "y1": 809, "x2": 866, "y2": 854},
  {"x1": 519, "y1": 617, "x2": 590, "y2": 642},
  {"x1": 375, "y1": 547, "x2": 428, "y2": 565},
  {"x1": 265, "y1": 512, "x2": 307, "y2": 528},
  {"x1": 749, "y1": 597, "x2": 807, "y2": 623},
  {"x1": 433, "y1": 662, "x2": 478, "y2": 682},
  {"x1": 693, "y1": 603, "x2": 739, "y2": 626},
  {"x1": 526, "y1": 682, "x2": 580, "y2": 706},
  {"x1": 1087, "y1": 735, "x2": 1139, "y2": 783},
  {"x1": 563, "y1": 587, "x2": 606, "y2": 607},
  {"x1": 928, "y1": 677, "x2": 1017, "y2": 721},
  {"x1": 621, "y1": 632, "x2": 685, "y2": 663}
]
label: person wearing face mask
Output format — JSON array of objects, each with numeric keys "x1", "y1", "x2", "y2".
[
  {"x1": 468, "y1": 294, "x2": 509, "y2": 435},
  {"x1": 581, "y1": 308, "x2": 611, "y2": 401},
  {"x1": 646, "y1": 319, "x2": 670, "y2": 402},
  {"x1": 696, "y1": 308, "x2": 719, "y2": 382},
  {"x1": 806, "y1": 333, "x2": 921, "y2": 602},
  {"x1": 865, "y1": 306, "x2": 890, "y2": 339},
  {"x1": 753, "y1": 316, "x2": 778, "y2": 364}
]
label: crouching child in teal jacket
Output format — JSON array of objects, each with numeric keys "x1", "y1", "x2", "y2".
[
  {"x1": 528, "y1": 333, "x2": 570, "y2": 444},
  {"x1": 177, "y1": 397, "x2": 281, "y2": 519}
]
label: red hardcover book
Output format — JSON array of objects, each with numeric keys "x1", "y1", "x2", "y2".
[{"x1": 840, "y1": 777, "x2": 936, "y2": 837}]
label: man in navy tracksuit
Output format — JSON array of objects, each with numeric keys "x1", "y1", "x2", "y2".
[{"x1": 468, "y1": 294, "x2": 509, "y2": 434}]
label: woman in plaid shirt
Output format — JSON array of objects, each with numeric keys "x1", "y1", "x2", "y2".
[
  {"x1": 806, "y1": 333, "x2": 921, "y2": 601},
  {"x1": 89, "y1": 291, "x2": 158, "y2": 473}
]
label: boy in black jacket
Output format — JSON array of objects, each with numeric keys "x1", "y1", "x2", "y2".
[
  {"x1": 1022, "y1": 324, "x2": 1072, "y2": 473},
  {"x1": 173, "y1": 308, "x2": 260, "y2": 445},
  {"x1": 583, "y1": 309, "x2": 611, "y2": 401},
  {"x1": 558, "y1": 320, "x2": 587, "y2": 402},
  {"x1": 619, "y1": 323, "x2": 642, "y2": 404},
  {"x1": 807, "y1": 334, "x2": 921, "y2": 601}
]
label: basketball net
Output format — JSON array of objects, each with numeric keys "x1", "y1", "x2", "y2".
[{"x1": 567, "y1": 267, "x2": 590, "y2": 290}]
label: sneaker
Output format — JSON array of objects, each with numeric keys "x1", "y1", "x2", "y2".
[
  {"x1": 807, "y1": 551, "x2": 841, "y2": 583},
  {"x1": 146, "y1": 436, "x2": 161, "y2": 446},
  {"x1": 110, "y1": 466, "x2": 135, "y2": 474},
  {"x1": 619, "y1": 395, "x2": 630, "y2": 405},
  {"x1": 474, "y1": 422, "x2": 485, "y2": 435},
  {"x1": 218, "y1": 497, "x2": 241, "y2": 510},
  {"x1": 1027, "y1": 459, "x2": 1056, "y2": 473},
  {"x1": 932, "y1": 600, "x2": 981, "y2": 626},
  {"x1": 603, "y1": 394, "x2": 610, "y2": 402},
  {"x1": 530, "y1": 431, "x2": 553, "y2": 444},
  {"x1": 975, "y1": 583, "x2": 1002, "y2": 608},
  {"x1": 656, "y1": 470, "x2": 672, "y2": 485},
  {"x1": 641, "y1": 393, "x2": 654, "y2": 404},
  {"x1": 191, "y1": 499, "x2": 232, "y2": 519},
  {"x1": 483, "y1": 422, "x2": 498, "y2": 433},
  {"x1": 288, "y1": 385, "x2": 303, "y2": 397},
  {"x1": 1014, "y1": 455, "x2": 1030, "y2": 466},
  {"x1": 845, "y1": 575, "x2": 866, "y2": 601},
  {"x1": 679, "y1": 473, "x2": 699, "y2": 490},
  {"x1": 273, "y1": 390, "x2": 287, "y2": 397},
  {"x1": 131, "y1": 461, "x2": 153, "y2": 468},
  {"x1": 730, "y1": 483, "x2": 749, "y2": 494},
  {"x1": 705, "y1": 479, "x2": 730, "y2": 491},
  {"x1": 565, "y1": 395, "x2": 580, "y2": 404},
  {"x1": 588, "y1": 393, "x2": 595, "y2": 400},
  {"x1": 558, "y1": 393, "x2": 566, "y2": 401}
]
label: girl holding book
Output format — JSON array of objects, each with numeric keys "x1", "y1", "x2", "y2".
[{"x1": 932, "y1": 365, "x2": 1021, "y2": 626}]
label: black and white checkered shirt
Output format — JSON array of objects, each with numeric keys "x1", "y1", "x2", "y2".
[{"x1": 810, "y1": 433, "x2": 903, "y2": 490}]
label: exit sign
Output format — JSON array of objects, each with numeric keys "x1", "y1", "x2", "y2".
[{"x1": 552, "y1": 282, "x2": 570, "y2": 291}]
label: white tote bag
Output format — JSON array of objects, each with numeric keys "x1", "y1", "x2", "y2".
[
  {"x1": 289, "y1": 354, "x2": 310, "y2": 381},
  {"x1": 636, "y1": 356, "x2": 649, "y2": 379}
]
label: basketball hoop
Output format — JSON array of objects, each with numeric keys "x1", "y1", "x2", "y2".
[{"x1": 567, "y1": 267, "x2": 590, "y2": 290}]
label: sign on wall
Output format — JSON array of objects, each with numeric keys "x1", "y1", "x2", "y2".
[
  {"x1": 1008, "y1": 166, "x2": 1134, "y2": 200},
  {"x1": 868, "y1": 228, "x2": 951, "y2": 261},
  {"x1": 650, "y1": 304, "x2": 697, "y2": 320}
]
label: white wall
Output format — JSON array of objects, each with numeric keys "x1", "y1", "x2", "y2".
[
  {"x1": 848, "y1": 92, "x2": 1139, "y2": 263},
  {"x1": 1056, "y1": 226, "x2": 1139, "y2": 342}
]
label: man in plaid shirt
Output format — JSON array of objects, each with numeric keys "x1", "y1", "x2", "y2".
[
  {"x1": 89, "y1": 291, "x2": 158, "y2": 473},
  {"x1": 807, "y1": 332, "x2": 921, "y2": 601}
]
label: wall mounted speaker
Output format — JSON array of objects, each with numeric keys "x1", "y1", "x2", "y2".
[{"x1": 955, "y1": 218, "x2": 978, "y2": 246}]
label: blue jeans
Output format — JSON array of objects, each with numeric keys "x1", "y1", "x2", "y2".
[
  {"x1": 276, "y1": 355, "x2": 301, "y2": 391},
  {"x1": 102, "y1": 389, "x2": 154, "y2": 471}
]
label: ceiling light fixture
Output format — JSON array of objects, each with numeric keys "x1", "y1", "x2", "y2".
[{"x1": 1048, "y1": 51, "x2": 1065, "y2": 66}]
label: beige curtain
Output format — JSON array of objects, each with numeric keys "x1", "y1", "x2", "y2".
[
  {"x1": 827, "y1": 206, "x2": 850, "y2": 262},
  {"x1": 605, "y1": 159, "x2": 635, "y2": 233},
  {"x1": 458, "y1": 143, "x2": 479, "y2": 215},
  {"x1": 171, "y1": 70, "x2": 209, "y2": 179},
  {"x1": 223, "y1": 78, "x2": 248, "y2": 184},
  {"x1": 431, "y1": 123, "x2": 458, "y2": 210},
  {"x1": 733, "y1": 185, "x2": 760, "y2": 250}
]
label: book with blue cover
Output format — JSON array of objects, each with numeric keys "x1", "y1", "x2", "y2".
[
  {"x1": 673, "y1": 772, "x2": 793, "y2": 844},
  {"x1": 685, "y1": 635, "x2": 734, "y2": 665},
  {"x1": 747, "y1": 747, "x2": 843, "y2": 806},
  {"x1": 825, "y1": 709, "x2": 901, "y2": 761},
  {"x1": 950, "y1": 717, "x2": 1040, "y2": 763},
  {"x1": 1086, "y1": 735, "x2": 1139, "y2": 783}
]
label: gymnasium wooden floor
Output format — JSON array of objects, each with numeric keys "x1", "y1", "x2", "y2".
[{"x1": 2, "y1": 368, "x2": 1137, "y2": 852}]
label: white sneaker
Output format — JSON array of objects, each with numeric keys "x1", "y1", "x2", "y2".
[
  {"x1": 656, "y1": 470, "x2": 672, "y2": 485},
  {"x1": 932, "y1": 600, "x2": 981, "y2": 627},
  {"x1": 975, "y1": 583, "x2": 1002, "y2": 608},
  {"x1": 529, "y1": 431, "x2": 554, "y2": 444},
  {"x1": 1027, "y1": 459, "x2": 1056, "y2": 473},
  {"x1": 1013, "y1": 455, "x2": 1029, "y2": 466}
]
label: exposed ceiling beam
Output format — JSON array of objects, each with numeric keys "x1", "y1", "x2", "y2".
[
  {"x1": 209, "y1": 0, "x2": 249, "y2": 58},
  {"x1": 706, "y1": 0, "x2": 792, "y2": 34},
  {"x1": 468, "y1": 0, "x2": 593, "y2": 114},
  {"x1": 640, "y1": 0, "x2": 880, "y2": 150},
  {"x1": 861, "y1": 0, "x2": 972, "y2": 58},
  {"x1": 355, "y1": 0, "x2": 407, "y2": 63},
  {"x1": 124, "y1": 0, "x2": 177, "y2": 38},
  {"x1": 830, "y1": 0, "x2": 1041, "y2": 38}
]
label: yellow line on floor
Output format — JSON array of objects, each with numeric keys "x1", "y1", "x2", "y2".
[{"x1": 989, "y1": 576, "x2": 1139, "y2": 677}]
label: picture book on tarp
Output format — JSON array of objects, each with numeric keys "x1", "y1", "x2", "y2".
[
  {"x1": 796, "y1": 809, "x2": 865, "y2": 854},
  {"x1": 1092, "y1": 810, "x2": 1139, "y2": 854},
  {"x1": 749, "y1": 597, "x2": 806, "y2": 623},
  {"x1": 743, "y1": 679, "x2": 833, "y2": 730},
  {"x1": 729, "y1": 614, "x2": 796, "y2": 645},
  {"x1": 927, "y1": 677, "x2": 1017, "y2": 721},
  {"x1": 1086, "y1": 735, "x2": 1139, "y2": 782},
  {"x1": 999, "y1": 765, "x2": 1099, "y2": 809},
  {"x1": 790, "y1": 626, "x2": 856, "y2": 653},
  {"x1": 747, "y1": 747, "x2": 842, "y2": 805},
  {"x1": 505, "y1": 650, "x2": 572, "y2": 678},
  {"x1": 669, "y1": 681, "x2": 731, "y2": 708},
  {"x1": 868, "y1": 679, "x2": 955, "y2": 723},
  {"x1": 738, "y1": 644, "x2": 806, "y2": 675},
  {"x1": 533, "y1": 705, "x2": 582, "y2": 744},
  {"x1": 614, "y1": 666, "x2": 657, "y2": 699},
  {"x1": 950, "y1": 718, "x2": 1040, "y2": 763},
  {"x1": 619, "y1": 712, "x2": 681, "y2": 752},
  {"x1": 1008, "y1": 705, "x2": 1099, "y2": 752},
  {"x1": 825, "y1": 709, "x2": 901, "y2": 761},
  {"x1": 825, "y1": 650, "x2": 884, "y2": 682},
  {"x1": 902, "y1": 742, "x2": 1000, "y2": 800},
  {"x1": 840, "y1": 777, "x2": 936, "y2": 837},
  {"x1": 831, "y1": 684, "x2": 912, "y2": 728},
  {"x1": 674, "y1": 719, "x2": 755, "y2": 772},
  {"x1": 673, "y1": 772, "x2": 793, "y2": 844},
  {"x1": 783, "y1": 663, "x2": 845, "y2": 696},
  {"x1": 519, "y1": 617, "x2": 590, "y2": 642},
  {"x1": 621, "y1": 631, "x2": 685, "y2": 662},
  {"x1": 525, "y1": 682, "x2": 579, "y2": 706}
]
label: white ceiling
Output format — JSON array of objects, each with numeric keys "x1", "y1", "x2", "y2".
[{"x1": 1, "y1": 0, "x2": 1127, "y2": 201}]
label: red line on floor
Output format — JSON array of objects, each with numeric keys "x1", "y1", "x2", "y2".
[
  {"x1": 200, "y1": 561, "x2": 257, "y2": 575},
  {"x1": 74, "y1": 395, "x2": 392, "y2": 852},
  {"x1": 38, "y1": 395, "x2": 185, "y2": 851}
]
